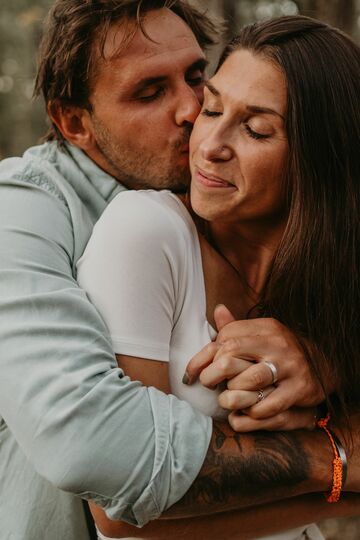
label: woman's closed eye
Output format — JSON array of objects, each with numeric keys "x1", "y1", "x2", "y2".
[
  {"x1": 244, "y1": 124, "x2": 271, "y2": 140},
  {"x1": 201, "y1": 108, "x2": 222, "y2": 117}
]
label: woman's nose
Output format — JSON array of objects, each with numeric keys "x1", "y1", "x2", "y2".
[{"x1": 200, "y1": 138, "x2": 232, "y2": 162}]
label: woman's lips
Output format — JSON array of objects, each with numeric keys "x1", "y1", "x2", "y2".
[{"x1": 195, "y1": 167, "x2": 233, "y2": 188}]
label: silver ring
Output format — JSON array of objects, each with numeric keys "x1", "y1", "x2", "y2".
[
  {"x1": 256, "y1": 389, "x2": 265, "y2": 403},
  {"x1": 264, "y1": 360, "x2": 278, "y2": 384}
]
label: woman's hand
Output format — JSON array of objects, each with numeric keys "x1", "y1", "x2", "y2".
[{"x1": 185, "y1": 305, "x2": 327, "y2": 431}]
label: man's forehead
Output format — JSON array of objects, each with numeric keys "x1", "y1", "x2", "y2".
[
  {"x1": 101, "y1": 8, "x2": 203, "y2": 64},
  {"x1": 92, "y1": 9, "x2": 205, "y2": 92}
]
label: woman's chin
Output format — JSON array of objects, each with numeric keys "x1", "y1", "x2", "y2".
[{"x1": 191, "y1": 199, "x2": 220, "y2": 222}]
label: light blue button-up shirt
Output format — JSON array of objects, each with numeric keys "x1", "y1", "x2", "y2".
[{"x1": 0, "y1": 141, "x2": 212, "y2": 540}]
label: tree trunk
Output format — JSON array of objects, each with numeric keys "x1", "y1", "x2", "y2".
[
  {"x1": 296, "y1": 0, "x2": 356, "y2": 35},
  {"x1": 221, "y1": 0, "x2": 238, "y2": 40}
]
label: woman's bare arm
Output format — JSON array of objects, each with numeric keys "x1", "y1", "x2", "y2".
[{"x1": 115, "y1": 354, "x2": 171, "y2": 393}]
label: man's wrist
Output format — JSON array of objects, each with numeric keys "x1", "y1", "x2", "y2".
[{"x1": 300, "y1": 427, "x2": 333, "y2": 493}]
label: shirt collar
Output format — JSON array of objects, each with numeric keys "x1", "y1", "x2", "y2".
[{"x1": 64, "y1": 142, "x2": 126, "y2": 203}]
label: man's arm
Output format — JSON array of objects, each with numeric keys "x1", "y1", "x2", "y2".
[
  {"x1": 93, "y1": 494, "x2": 360, "y2": 539},
  {"x1": 0, "y1": 175, "x2": 211, "y2": 527},
  {"x1": 96, "y1": 359, "x2": 358, "y2": 534},
  {"x1": 92, "y1": 412, "x2": 360, "y2": 537},
  {"x1": 166, "y1": 420, "x2": 334, "y2": 518}
]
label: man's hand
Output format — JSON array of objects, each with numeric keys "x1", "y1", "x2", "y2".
[{"x1": 185, "y1": 305, "x2": 326, "y2": 431}]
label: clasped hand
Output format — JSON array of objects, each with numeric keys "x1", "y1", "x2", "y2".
[{"x1": 185, "y1": 305, "x2": 326, "y2": 432}]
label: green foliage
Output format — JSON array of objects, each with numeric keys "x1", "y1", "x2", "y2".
[{"x1": 0, "y1": 1, "x2": 52, "y2": 159}]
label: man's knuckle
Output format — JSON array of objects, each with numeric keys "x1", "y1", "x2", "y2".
[
  {"x1": 206, "y1": 342, "x2": 217, "y2": 355},
  {"x1": 217, "y1": 355, "x2": 233, "y2": 372},
  {"x1": 270, "y1": 334, "x2": 288, "y2": 352},
  {"x1": 220, "y1": 341, "x2": 235, "y2": 354},
  {"x1": 221, "y1": 339, "x2": 241, "y2": 354},
  {"x1": 267, "y1": 318, "x2": 282, "y2": 331}
]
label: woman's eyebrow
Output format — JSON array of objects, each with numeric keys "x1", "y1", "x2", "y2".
[
  {"x1": 246, "y1": 105, "x2": 284, "y2": 120},
  {"x1": 205, "y1": 81, "x2": 221, "y2": 96},
  {"x1": 205, "y1": 81, "x2": 284, "y2": 120}
]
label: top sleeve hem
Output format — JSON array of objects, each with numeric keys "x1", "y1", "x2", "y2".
[{"x1": 111, "y1": 338, "x2": 170, "y2": 362}]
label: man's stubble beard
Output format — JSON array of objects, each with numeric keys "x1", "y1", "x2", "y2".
[{"x1": 91, "y1": 115, "x2": 191, "y2": 193}]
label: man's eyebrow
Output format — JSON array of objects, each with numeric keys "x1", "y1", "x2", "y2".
[
  {"x1": 132, "y1": 75, "x2": 167, "y2": 94},
  {"x1": 131, "y1": 58, "x2": 209, "y2": 95},
  {"x1": 186, "y1": 57, "x2": 209, "y2": 74}
]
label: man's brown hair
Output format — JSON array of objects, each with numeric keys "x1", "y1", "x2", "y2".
[{"x1": 34, "y1": 0, "x2": 220, "y2": 141}]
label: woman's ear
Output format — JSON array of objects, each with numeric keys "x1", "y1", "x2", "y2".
[{"x1": 47, "y1": 100, "x2": 96, "y2": 152}]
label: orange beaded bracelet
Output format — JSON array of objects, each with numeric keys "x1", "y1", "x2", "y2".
[{"x1": 317, "y1": 413, "x2": 347, "y2": 503}]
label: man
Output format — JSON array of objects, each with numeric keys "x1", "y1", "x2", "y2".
[{"x1": 0, "y1": 2, "x2": 358, "y2": 540}]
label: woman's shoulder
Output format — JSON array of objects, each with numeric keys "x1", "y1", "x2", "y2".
[
  {"x1": 91, "y1": 190, "x2": 196, "y2": 255},
  {"x1": 97, "y1": 189, "x2": 195, "y2": 244},
  {"x1": 107, "y1": 188, "x2": 183, "y2": 216}
]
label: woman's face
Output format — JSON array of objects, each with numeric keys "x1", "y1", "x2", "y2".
[{"x1": 190, "y1": 49, "x2": 289, "y2": 225}]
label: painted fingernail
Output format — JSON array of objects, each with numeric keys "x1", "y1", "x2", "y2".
[{"x1": 182, "y1": 372, "x2": 190, "y2": 385}]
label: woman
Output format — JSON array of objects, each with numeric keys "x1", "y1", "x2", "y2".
[{"x1": 77, "y1": 15, "x2": 360, "y2": 540}]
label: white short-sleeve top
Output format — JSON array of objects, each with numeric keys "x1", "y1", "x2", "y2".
[{"x1": 77, "y1": 189, "x2": 227, "y2": 420}]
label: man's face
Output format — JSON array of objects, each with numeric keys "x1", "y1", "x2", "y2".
[{"x1": 86, "y1": 8, "x2": 207, "y2": 191}]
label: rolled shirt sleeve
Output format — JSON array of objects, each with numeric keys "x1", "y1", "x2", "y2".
[{"x1": 0, "y1": 153, "x2": 212, "y2": 527}]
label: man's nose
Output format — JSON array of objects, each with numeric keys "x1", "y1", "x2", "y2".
[{"x1": 174, "y1": 85, "x2": 202, "y2": 126}]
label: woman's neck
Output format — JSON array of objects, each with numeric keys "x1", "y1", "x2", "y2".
[{"x1": 207, "y1": 218, "x2": 285, "y2": 298}]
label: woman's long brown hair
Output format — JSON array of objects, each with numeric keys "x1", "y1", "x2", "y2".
[{"x1": 220, "y1": 16, "x2": 360, "y2": 419}]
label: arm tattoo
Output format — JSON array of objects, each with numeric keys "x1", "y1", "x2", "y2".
[{"x1": 179, "y1": 422, "x2": 310, "y2": 514}]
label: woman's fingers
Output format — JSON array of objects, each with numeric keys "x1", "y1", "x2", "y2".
[
  {"x1": 199, "y1": 353, "x2": 253, "y2": 388},
  {"x1": 221, "y1": 381, "x2": 302, "y2": 419},
  {"x1": 218, "y1": 386, "x2": 275, "y2": 410},
  {"x1": 241, "y1": 383, "x2": 294, "y2": 418},
  {"x1": 185, "y1": 316, "x2": 325, "y2": 415},
  {"x1": 227, "y1": 361, "x2": 278, "y2": 391},
  {"x1": 213, "y1": 304, "x2": 236, "y2": 331},
  {"x1": 185, "y1": 338, "x2": 254, "y2": 386},
  {"x1": 228, "y1": 407, "x2": 318, "y2": 432},
  {"x1": 184, "y1": 342, "x2": 219, "y2": 384}
]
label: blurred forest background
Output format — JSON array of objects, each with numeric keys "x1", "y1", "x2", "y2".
[
  {"x1": 1, "y1": 0, "x2": 360, "y2": 159},
  {"x1": 0, "y1": 0, "x2": 359, "y2": 538}
]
